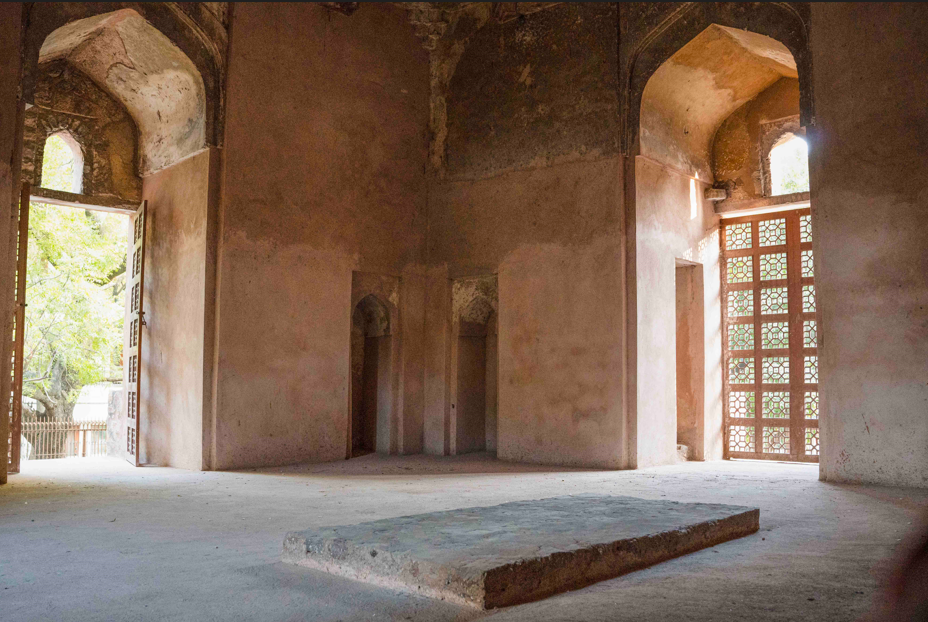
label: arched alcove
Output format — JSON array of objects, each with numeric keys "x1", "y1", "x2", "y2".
[
  {"x1": 632, "y1": 21, "x2": 808, "y2": 469},
  {"x1": 350, "y1": 294, "x2": 392, "y2": 457},
  {"x1": 451, "y1": 289, "x2": 498, "y2": 456},
  {"x1": 21, "y1": 7, "x2": 218, "y2": 470}
]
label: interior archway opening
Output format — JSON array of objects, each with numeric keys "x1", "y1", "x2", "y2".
[
  {"x1": 350, "y1": 295, "x2": 392, "y2": 458},
  {"x1": 637, "y1": 22, "x2": 815, "y2": 467},
  {"x1": 11, "y1": 6, "x2": 215, "y2": 474}
]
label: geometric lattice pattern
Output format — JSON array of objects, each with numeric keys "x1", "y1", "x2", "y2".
[
  {"x1": 763, "y1": 426, "x2": 790, "y2": 454},
  {"x1": 730, "y1": 391, "x2": 756, "y2": 419},
  {"x1": 759, "y1": 218, "x2": 787, "y2": 246},
  {"x1": 727, "y1": 289, "x2": 754, "y2": 317},
  {"x1": 761, "y1": 287, "x2": 789, "y2": 314},
  {"x1": 800, "y1": 215, "x2": 813, "y2": 243},
  {"x1": 729, "y1": 425, "x2": 755, "y2": 452},
  {"x1": 763, "y1": 357, "x2": 789, "y2": 384},
  {"x1": 805, "y1": 428, "x2": 820, "y2": 456},
  {"x1": 722, "y1": 210, "x2": 817, "y2": 462},
  {"x1": 763, "y1": 392, "x2": 790, "y2": 419},
  {"x1": 728, "y1": 256, "x2": 753, "y2": 284},
  {"x1": 802, "y1": 285, "x2": 816, "y2": 312},
  {"x1": 730, "y1": 357, "x2": 755, "y2": 384},
  {"x1": 801, "y1": 250, "x2": 814, "y2": 277},
  {"x1": 805, "y1": 391, "x2": 819, "y2": 420},
  {"x1": 726, "y1": 222, "x2": 752, "y2": 250},
  {"x1": 762, "y1": 322, "x2": 789, "y2": 349},
  {"x1": 760, "y1": 253, "x2": 787, "y2": 280},
  {"x1": 729, "y1": 324, "x2": 754, "y2": 350},
  {"x1": 804, "y1": 320, "x2": 817, "y2": 348},
  {"x1": 805, "y1": 356, "x2": 819, "y2": 383}
]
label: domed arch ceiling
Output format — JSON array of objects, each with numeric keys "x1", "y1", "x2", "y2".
[
  {"x1": 640, "y1": 24, "x2": 797, "y2": 181},
  {"x1": 39, "y1": 9, "x2": 206, "y2": 175}
]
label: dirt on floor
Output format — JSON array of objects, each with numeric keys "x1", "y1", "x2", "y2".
[{"x1": 1, "y1": 454, "x2": 926, "y2": 622}]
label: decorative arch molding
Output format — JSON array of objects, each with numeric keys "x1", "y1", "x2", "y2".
[
  {"x1": 349, "y1": 272, "x2": 402, "y2": 456},
  {"x1": 619, "y1": 2, "x2": 812, "y2": 154},
  {"x1": 451, "y1": 275, "x2": 498, "y2": 330},
  {"x1": 22, "y1": 2, "x2": 226, "y2": 151}
]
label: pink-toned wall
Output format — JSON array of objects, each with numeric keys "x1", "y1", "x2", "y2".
[
  {"x1": 211, "y1": 4, "x2": 428, "y2": 469},
  {"x1": 811, "y1": 3, "x2": 928, "y2": 488},
  {"x1": 138, "y1": 148, "x2": 218, "y2": 470},
  {"x1": 427, "y1": 4, "x2": 626, "y2": 468},
  {"x1": 676, "y1": 263, "x2": 705, "y2": 459},
  {"x1": 633, "y1": 158, "x2": 722, "y2": 467}
]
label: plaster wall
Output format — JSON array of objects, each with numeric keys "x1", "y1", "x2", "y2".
[
  {"x1": 455, "y1": 331, "x2": 486, "y2": 454},
  {"x1": 423, "y1": 266, "x2": 452, "y2": 456},
  {"x1": 485, "y1": 324, "x2": 498, "y2": 453},
  {"x1": 138, "y1": 148, "x2": 216, "y2": 470},
  {"x1": 676, "y1": 263, "x2": 706, "y2": 459},
  {"x1": 427, "y1": 3, "x2": 626, "y2": 469},
  {"x1": 634, "y1": 158, "x2": 722, "y2": 467},
  {"x1": 811, "y1": 3, "x2": 928, "y2": 488},
  {"x1": 213, "y1": 3, "x2": 428, "y2": 469},
  {"x1": 399, "y1": 269, "x2": 426, "y2": 455}
]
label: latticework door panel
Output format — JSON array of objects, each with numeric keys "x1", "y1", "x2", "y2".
[
  {"x1": 721, "y1": 209, "x2": 818, "y2": 462},
  {"x1": 7, "y1": 183, "x2": 30, "y2": 475},
  {"x1": 124, "y1": 201, "x2": 146, "y2": 467}
]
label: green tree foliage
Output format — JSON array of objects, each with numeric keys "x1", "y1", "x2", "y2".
[
  {"x1": 770, "y1": 135, "x2": 810, "y2": 195},
  {"x1": 23, "y1": 134, "x2": 127, "y2": 421}
]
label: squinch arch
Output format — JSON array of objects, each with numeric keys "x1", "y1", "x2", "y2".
[
  {"x1": 23, "y1": 3, "x2": 225, "y2": 165},
  {"x1": 619, "y1": 2, "x2": 813, "y2": 155}
]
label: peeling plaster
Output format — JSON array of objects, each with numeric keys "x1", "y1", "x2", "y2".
[{"x1": 39, "y1": 9, "x2": 207, "y2": 175}]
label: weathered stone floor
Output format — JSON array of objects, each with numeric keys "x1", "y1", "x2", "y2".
[{"x1": 1, "y1": 454, "x2": 925, "y2": 621}]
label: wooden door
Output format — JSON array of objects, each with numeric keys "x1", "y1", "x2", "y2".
[
  {"x1": 125, "y1": 201, "x2": 147, "y2": 466},
  {"x1": 721, "y1": 208, "x2": 819, "y2": 462},
  {"x1": 7, "y1": 182, "x2": 30, "y2": 475}
]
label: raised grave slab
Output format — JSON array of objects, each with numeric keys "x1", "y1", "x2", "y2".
[{"x1": 283, "y1": 494, "x2": 759, "y2": 609}]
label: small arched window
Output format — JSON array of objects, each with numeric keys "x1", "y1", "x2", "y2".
[
  {"x1": 41, "y1": 132, "x2": 83, "y2": 194},
  {"x1": 769, "y1": 134, "x2": 809, "y2": 196}
]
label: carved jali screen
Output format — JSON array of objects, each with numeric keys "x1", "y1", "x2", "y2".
[{"x1": 721, "y1": 209, "x2": 819, "y2": 462}]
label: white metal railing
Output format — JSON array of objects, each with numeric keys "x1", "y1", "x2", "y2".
[{"x1": 21, "y1": 421, "x2": 107, "y2": 460}]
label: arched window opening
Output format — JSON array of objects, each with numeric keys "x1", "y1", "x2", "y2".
[
  {"x1": 769, "y1": 134, "x2": 809, "y2": 196},
  {"x1": 41, "y1": 132, "x2": 83, "y2": 194}
]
